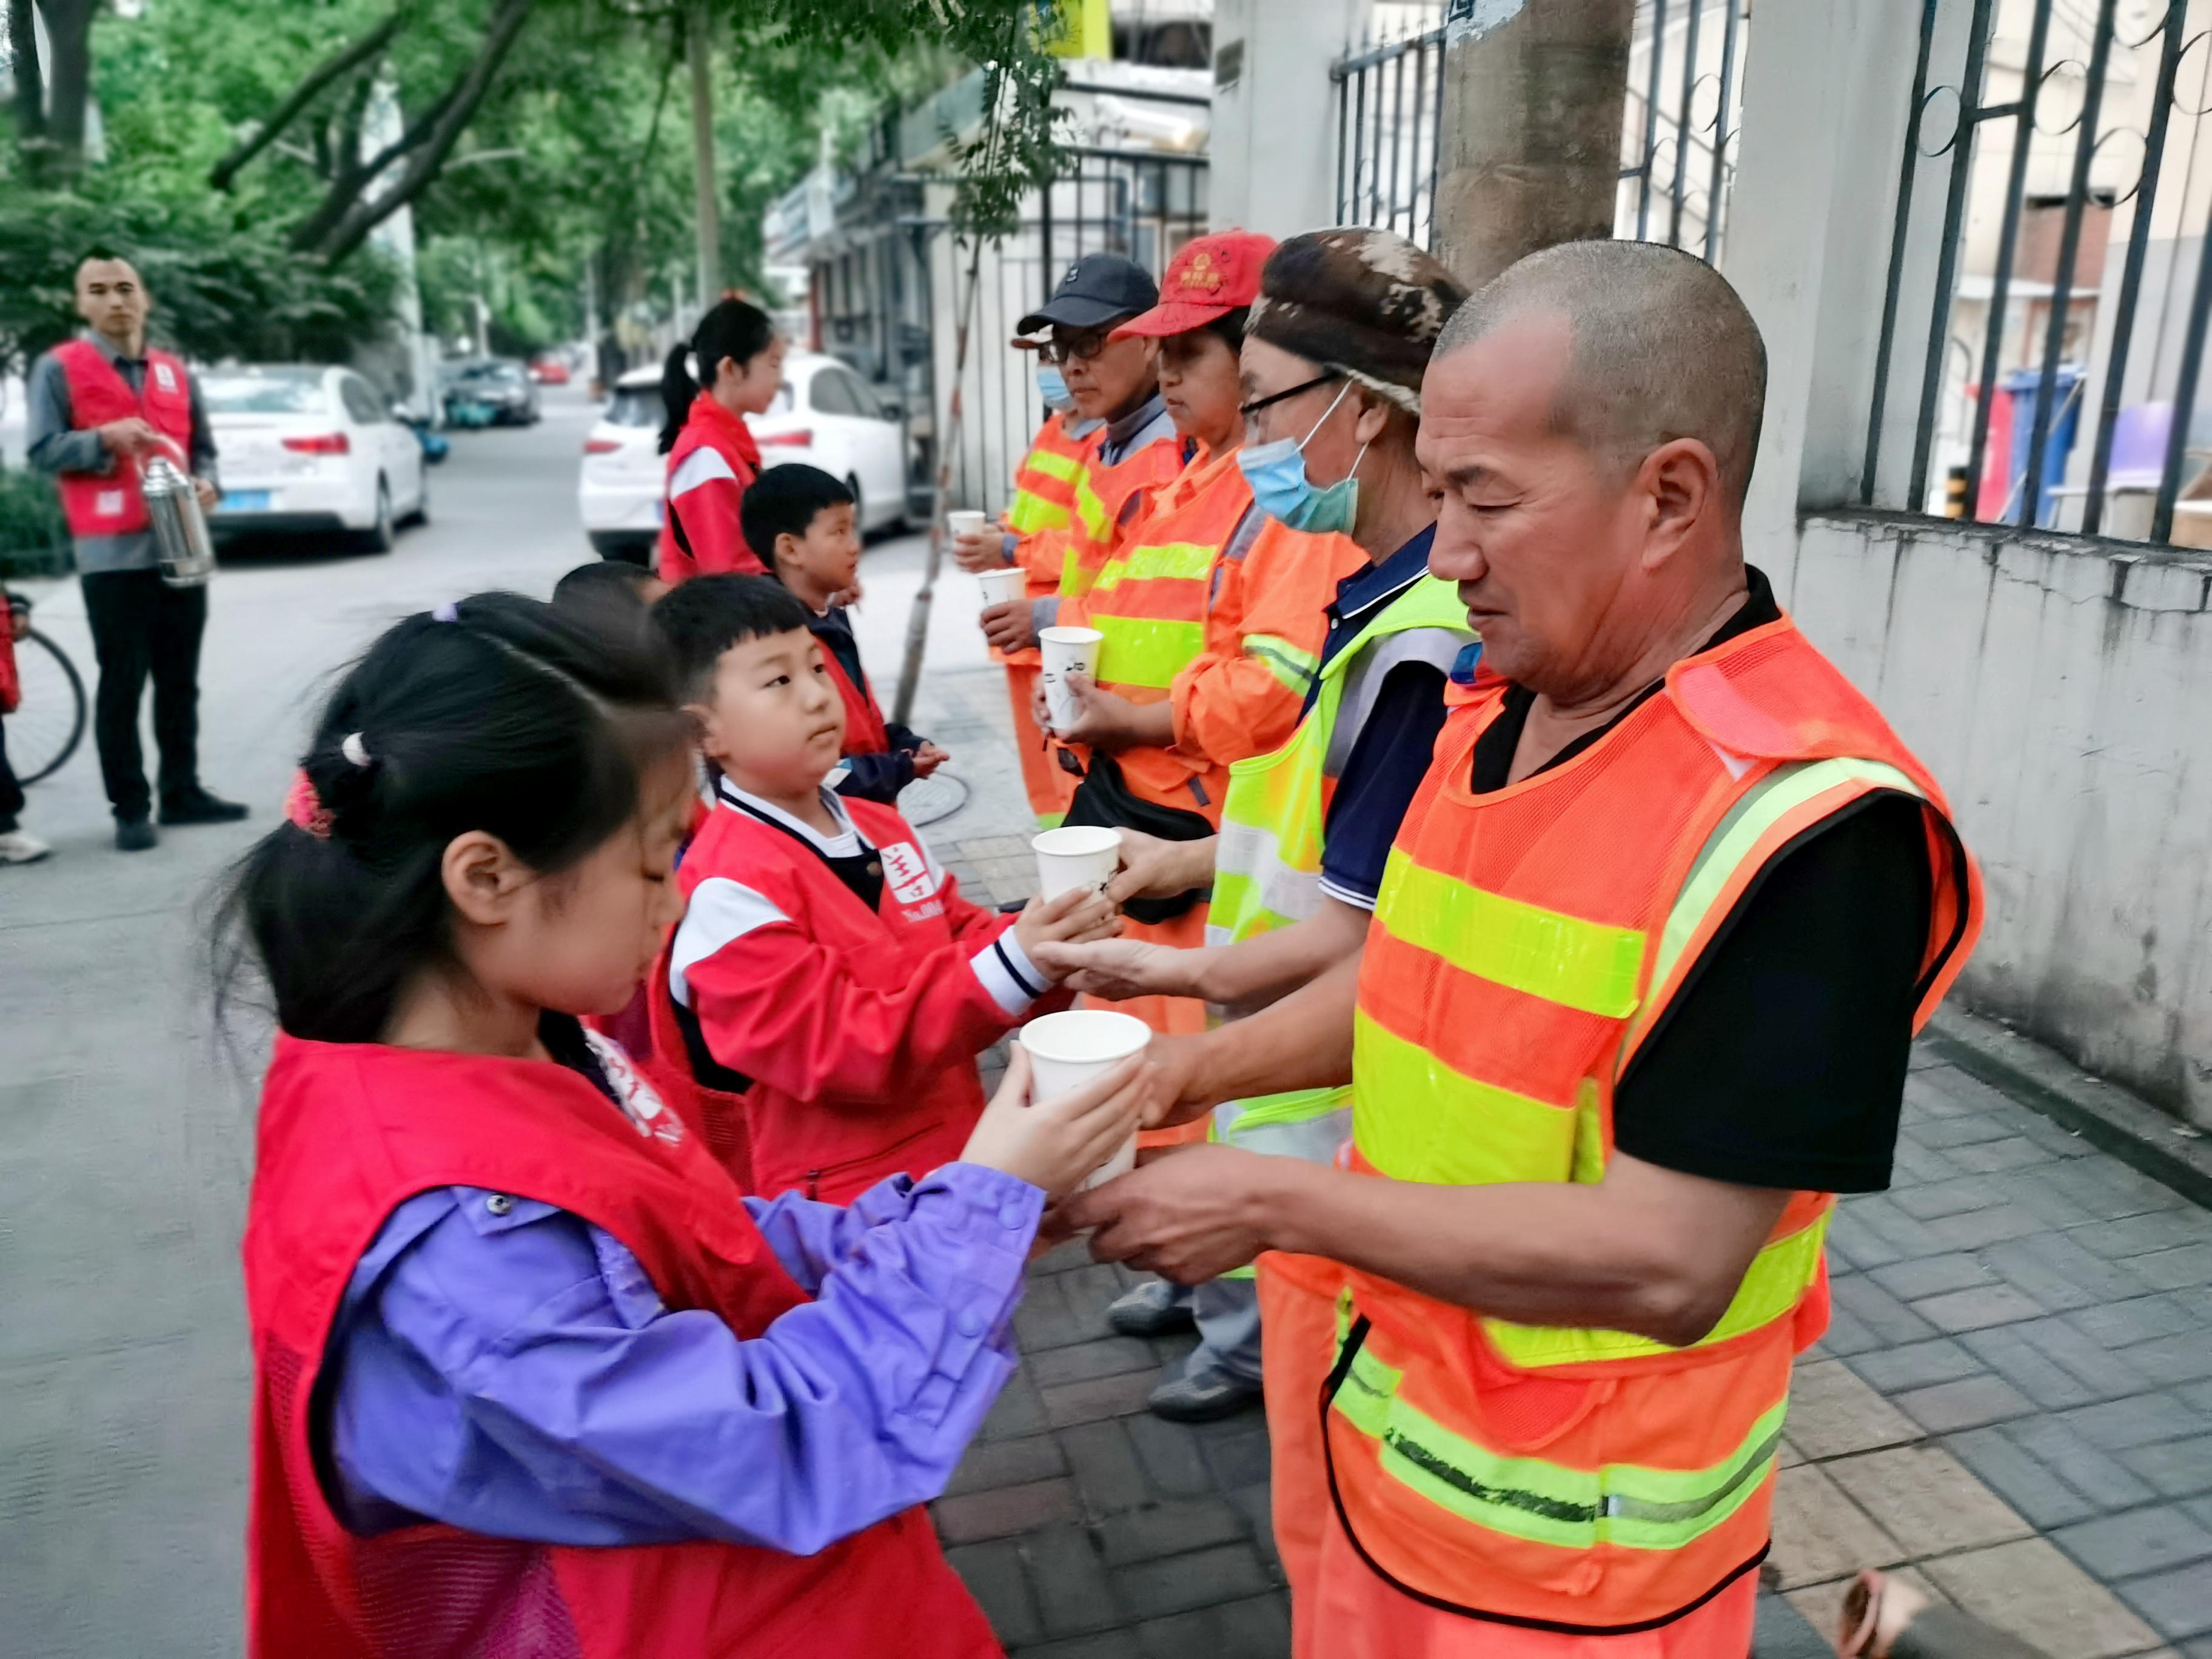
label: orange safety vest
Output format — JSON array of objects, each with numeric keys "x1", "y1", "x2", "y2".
[
  {"x1": 1005, "y1": 412, "x2": 1092, "y2": 538},
  {"x1": 998, "y1": 417, "x2": 1104, "y2": 828},
  {"x1": 1060, "y1": 445, "x2": 1254, "y2": 816},
  {"x1": 1054, "y1": 433, "x2": 1190, "y2": 605},
  {"x1": 1318, "y1": 614, "x2": 1982, "y2": 1634}
]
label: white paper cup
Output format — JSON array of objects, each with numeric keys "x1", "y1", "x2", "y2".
[
  {"x1": 947, "y1": 509, "x2": 989, "y2": 539},
  {"x1": 1018, "y1": 1008, "x2": 1150, "y2": 1189},
  {"x1": 1032, "y1": 825, "x2": 1121, "y2": 900},
  {"x1": 976, "y1": 566, "x2": 1026, "y2": 609},
  {"x1": 1038, "y1": 625, "x2": 1103, "y2": 734}
]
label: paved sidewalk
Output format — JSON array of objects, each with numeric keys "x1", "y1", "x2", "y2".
[{"x1": 917, "y1": 662, "x2": 2212, "y2": 1659}]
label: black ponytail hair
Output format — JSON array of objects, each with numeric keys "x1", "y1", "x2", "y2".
[
  {"x1": 658, "y1": 297, "x2": 777, "y2": 454},
  {"x1": 215, "y1": 592, "x2": 692, "y2": 1044}
]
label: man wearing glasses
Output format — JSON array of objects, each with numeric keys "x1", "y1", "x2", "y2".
[{"x1": 979, "y1": 255, "x2": 1184, "y2": 657}]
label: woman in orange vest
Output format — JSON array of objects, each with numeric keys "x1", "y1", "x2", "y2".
[
  {"x1": 953, "y1": 358, "x2": 1099, "y2": 827},
  {"x1": 1066, "y1": 244, "x2": 1984, "y2": 1656},
  {"x1": 657, "y1": 298, "x2": 785, "y2": 586}
]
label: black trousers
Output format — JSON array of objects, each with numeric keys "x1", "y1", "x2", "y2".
[
  {"x1": 0, "y1": 717, "x2": 22, "y2": 833},
  {"x1": 81, "y1": 568, "x2": 207, "y2": 822}
]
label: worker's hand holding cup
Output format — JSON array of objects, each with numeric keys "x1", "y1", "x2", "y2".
[
  {"x1": 948, "y1": 509, "x2": 1002, "y2": 572},
  {"x1": 982, "y1": 599, "x2": 1039, "y2": 654},
  {"x1": 1038, "y1": 625, "x2": 1103, "y2": 733},
  {"x1": 975, "y1": 566, "x2": 1025, "y2": 612}
]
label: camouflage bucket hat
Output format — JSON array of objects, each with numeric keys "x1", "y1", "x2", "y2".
[{"x1": 1247, "y1": 227, "x2": 1469, "y2": 415}]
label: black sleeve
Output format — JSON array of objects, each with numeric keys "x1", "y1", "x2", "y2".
[
  {"x1": 187, "y1": 367, "x2": 220, "y2": 484},
  {"x1": 1316, "y1": 660, "x2": 1450, "y2": 908},
  {"x1": 831, "y1": 748, "x2": 916, "y2": 806},
  {"x1": 1611, "y1": 793, "x2": 1934, "y2": 1193}
]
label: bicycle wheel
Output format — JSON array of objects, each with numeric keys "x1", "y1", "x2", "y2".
[{"x1": 10, "y1": 628, "x2": 88, "y2": 785}]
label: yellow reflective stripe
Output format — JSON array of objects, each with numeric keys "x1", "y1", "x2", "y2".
[
  {"x1": 1484, "y1": 1212, "x2": 1829, "y2": 1368},
  {"x1": 1073, "y1": 475, "x2": 1111, "y2": 543},
  {"x1": 1245, "y1": 633, "x2": 1319, "y2": 697},
  {"x1": 1352, "y1": 1008, "x2": 1577, "y2": 1184},
  {"x1": 1094, "y1": 614, "x2": 1204, "y2": 688},
  {"x1": 1639, "y1": 758, "x2": 1927, "y2": 1039},
  {"x1": 1093, "y1": 541, "x2": 1216, "y2": 588},
  {"x1": 1376, "y1": 855, "x2": 1647, "y2": 1019},
  {"x1": 1332, "y1": 1343, "x2": 1788, "y2": 1551},
  {"x1": 1034, "y1": 810, "x2": 1067, "y2": 830},
  {"x1": 1027, "y1": 448, "x2": 1082, "y2": 483},
  {"x1": 1005, "y1": 489, "x2": 1068, "y2": 534}
]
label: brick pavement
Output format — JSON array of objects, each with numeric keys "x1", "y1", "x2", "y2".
[{"x1": 914, "y1": 660, "x2": 2212, "y2": 1659}]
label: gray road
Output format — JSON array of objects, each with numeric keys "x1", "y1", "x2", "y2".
[{"x1": 0, "y1": 391, "x2": 982, "y2": 1658}]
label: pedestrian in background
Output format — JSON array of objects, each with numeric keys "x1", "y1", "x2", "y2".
[
  {"x1": 0, "y1": 590, "x2": 50, "y2": 866},
  {"x1": 26, "y1": 250, "x2": 247, "y2": 852},
  {"x1": 657, "y1": 298, "x2": 785, "y2": 585}
]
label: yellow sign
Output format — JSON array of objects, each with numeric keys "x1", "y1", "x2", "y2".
[{"x1": 1040, "y1": 0, "x2": 1110, "y2": 59}]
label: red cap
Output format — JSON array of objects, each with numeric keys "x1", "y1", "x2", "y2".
[{"x1": 1111, "y1": 230, "x2": 1276, "y2": 338}]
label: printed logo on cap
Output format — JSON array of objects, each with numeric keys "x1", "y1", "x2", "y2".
[{"x1": 1179, "y1": 249, "x2": 1224, "y2": 293}]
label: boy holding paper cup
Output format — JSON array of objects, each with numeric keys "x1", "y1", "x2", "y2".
[{"x1": 647, "y1": 575, "x2": 1121, "y2": 1203}]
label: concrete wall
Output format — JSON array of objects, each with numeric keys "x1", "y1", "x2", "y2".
[
  {"x1": 1208, "y1": 0, "x2": 1370, "y2": 235},
  {"x1": 1777, "y1": 514, "x2": 2212, "y2": 1127}
]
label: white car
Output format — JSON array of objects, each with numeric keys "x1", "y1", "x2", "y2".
[
  {"x1": 203, "y1": 364, "x2": 427, "y2": 552},
  {"x1": 577, "y1": 350, "x2": 908, "y2": 561}
]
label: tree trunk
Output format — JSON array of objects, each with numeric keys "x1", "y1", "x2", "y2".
[
  {"x1": 7, "y1": 0, "x2": 45, "y2": 152},
  {"x1": 37, "y1": 0, "x2": 96, "y2": 176},
  {"x1": 290, "y1": 0, "x2": 537, "y2": 263},
  {"x1": 1432, "y1": 0, "x2": 1635, "y2": 287}
]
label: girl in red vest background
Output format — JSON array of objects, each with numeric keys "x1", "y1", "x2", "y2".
[
  {"x1": 221, "y1": 592, "x2": 1138, "y2": 1658},
  {"x1": 657, "y1": 297, "x2": 784, "y2": 585}
]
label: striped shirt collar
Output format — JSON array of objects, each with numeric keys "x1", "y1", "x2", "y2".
[{"x1": 715, "y1": 776, "x2": 865, "y2": 857}]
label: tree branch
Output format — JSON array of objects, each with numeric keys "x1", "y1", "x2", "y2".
[
  {"x1": 298, "y1": 0, "x2": 540, "y2": 263},
  {"x1": 210, "y1": 10, "x2": 405, "y2": 190}
]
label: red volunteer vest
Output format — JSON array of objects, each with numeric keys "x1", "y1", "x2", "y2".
[
  {"x1": 660, "y1": 795, "x2": 1012, "y2": 1201},
  {"x1": 659, "y1": 392, "x2": 765, "y2": 584},
  {"x1": 243, "y1": 1034, "x2": 994, "y2": 1659},
  {"x1": 51, "y1": 338, "x2": 193, "y2": 537},
  {"x1": 822, "y1": 638, "x2": 892, "y2": 759}
]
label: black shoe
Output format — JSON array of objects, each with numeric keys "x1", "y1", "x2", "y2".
[
  {"x1": 1148, "y1": 1361, "x2": 1264, "y2": 1423},
  {"x1": 1105, "y1": 1279, "x2": 1196, "y2": 1339},
  {"x1": 159, "y1": 787, "x2": 249, "y2": 826},
  {"x1": 116, "y1": 817, "x2": 158, "y2": 853}
]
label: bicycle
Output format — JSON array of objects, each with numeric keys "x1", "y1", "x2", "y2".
[{"x1": 8, "y1": 627, "x2": 88, "y2": 786}]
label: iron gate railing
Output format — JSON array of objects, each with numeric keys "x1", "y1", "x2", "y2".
[
  {"x1": 1329, "y1": 0, "x2": 1750, "y2": 260},
  {"x1": 1863, "y1": 0, "x2": 2212, "y2": 547}
]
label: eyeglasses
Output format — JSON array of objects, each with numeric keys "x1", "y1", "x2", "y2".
[
  {"x1": 1038, "y1": 330, "x2": 1116, "y2": 366},
  {"x1": 1239, "y1": 372, "x2": 1341, "y2": 418}
]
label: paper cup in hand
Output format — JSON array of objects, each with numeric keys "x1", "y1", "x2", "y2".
[
  {"x1": 947, "y1": 509, "x2": 989, "y2": 539},
  {"x1": 1018, "y1": 1009, "x2": 1150, "y2": 1189},
  {"x1": 1038, "y1": 625, "x2": 1102, "y2": 734},
  {"x1": 976, "y1": 566, "x2": 1025, "y2": 609},
  {"x1": 1032, "y1": 825, "x2": 1121, "y2": 900}
]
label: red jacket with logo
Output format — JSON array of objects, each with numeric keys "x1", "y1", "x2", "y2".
[
  {"x1": 50, "y1": 339, "x2": 193, "y2": 538},
  {"x1": 241, "y1": 1034, "x2": 994, "y2": 1659},
  {"x1": 656, "y1": 786, "x2": 1062, "y2": 1202},
  {"x1": 659, "y1": 392, "x2": 766, "y2": 585}
]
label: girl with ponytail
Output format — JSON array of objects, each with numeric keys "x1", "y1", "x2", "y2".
[
  {"x1": 223, "y1": 593, "x2": 1141, "y2": 1657},
  {"x1": 657, "y1": 298, "x2": 785, "y2": 585}
]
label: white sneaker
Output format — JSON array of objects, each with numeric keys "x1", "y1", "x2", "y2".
[{"x1": 0, "y1": 830, "x2": 52, "y2": 865}]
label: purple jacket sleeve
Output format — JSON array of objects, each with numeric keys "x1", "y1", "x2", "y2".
[{"x1": 324, "y1": 1164, "x2": 1042, "y2": 1553}]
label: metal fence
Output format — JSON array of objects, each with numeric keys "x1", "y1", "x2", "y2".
[
  {"x1": 1864, "y1": 0, "x2": 2212, "y2": 546},
  {"x1": 1329, "y1": 0, "x2": 1750, "y2": 259}
]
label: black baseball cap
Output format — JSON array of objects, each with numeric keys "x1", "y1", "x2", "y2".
[{"x1": 1015, "y1": 253, "x2": 1160, "y2": 336}]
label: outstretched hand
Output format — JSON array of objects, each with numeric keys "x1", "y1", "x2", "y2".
[
  {"x1": 1032, "y1": 936, "x2": 1193, "y2": 1000},
  {"x1": 1062, "y1": 1142, "x2": 1282, "y2": 1283}
]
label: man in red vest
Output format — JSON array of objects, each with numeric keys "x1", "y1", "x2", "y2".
[{"x1": 27, "y1": 250, "x2": 246, "y2": 852}]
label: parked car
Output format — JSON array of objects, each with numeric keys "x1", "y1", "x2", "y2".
[
  {"x1": 202, "y1": 364, "x2": 428, "y2": 552},
  {"x1": 575, "y1": 351, "x2": 907, "y2": 561},
  {"x1": 440, "y1": 357, "x2": 540, "y2": 426},
  {"x1": 529, "y1": 354, "x2": 572, "y2": 386}
]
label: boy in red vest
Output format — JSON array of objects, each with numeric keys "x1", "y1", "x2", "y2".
[
  {"x1": 742, "y1": 463, "x2": 948, "y2": 805},
  {"x1": 650, "y1": 575, "x2": 1118, "y2": 1200}
]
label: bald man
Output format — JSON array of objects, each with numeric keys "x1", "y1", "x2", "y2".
[
  {"x1": 1065, "y1": 243, "x2": 1983, "y2": 1655},
  {"x1": 28, "y1": 252, "x2": 243, "y2": 851}
]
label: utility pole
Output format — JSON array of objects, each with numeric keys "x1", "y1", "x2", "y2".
[
  {"x1": 1432, "y1": 0, "x2": 1635, "y2": 287},
  {"x1": 688, "y1": 0, "x2": 721, "y2": 307}
]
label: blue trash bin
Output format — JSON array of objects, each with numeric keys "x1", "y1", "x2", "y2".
[{"x1": 2003, "y1": 364, "x2": 2085, "y2": 527}]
